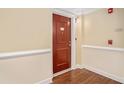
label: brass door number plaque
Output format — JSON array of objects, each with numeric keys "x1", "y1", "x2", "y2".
[{"x1": 60, "y1": 27, "x2": 64, "y2": 31}]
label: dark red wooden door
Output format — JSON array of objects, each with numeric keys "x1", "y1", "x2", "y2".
[{"x1": 53, "y1": 14, "x2": 71, "y2": 73}]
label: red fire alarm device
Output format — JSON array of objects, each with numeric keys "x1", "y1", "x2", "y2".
[
  {"x1": 108, "y1": 40, "x2": 113, "y2": 45},
  {"x1": 108, "y1": 8, "x2": 113, "y2": 14}
]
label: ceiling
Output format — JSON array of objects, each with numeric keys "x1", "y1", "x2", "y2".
[{"x1": 59, "y1": 8, "x2": 100, "y2": 15}]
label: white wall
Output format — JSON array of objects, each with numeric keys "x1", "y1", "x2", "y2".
[
  {"x1": 0, "y1": 53, "x2": 52, "y2": 84},
  {"x1": 82, "y1": 47, "x2": 124, "y2": 83}
]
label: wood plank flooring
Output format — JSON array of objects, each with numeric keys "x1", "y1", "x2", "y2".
[{"x1": 52, "y1": 68, "x2": 121, "y2": 84}]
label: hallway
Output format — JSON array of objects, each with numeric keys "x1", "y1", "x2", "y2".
[{"x1": 52, "y1": 69, "x2": 120, "y2": 84}]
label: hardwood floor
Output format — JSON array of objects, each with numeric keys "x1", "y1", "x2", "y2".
[{"x1": 52, "y1": 68, "x2": 121, "y2": 84}]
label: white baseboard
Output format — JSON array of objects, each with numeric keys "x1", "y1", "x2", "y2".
[
  {"x1": 82, "y1": 65, "x2": 124, "y2": 84},
  {"x1": 36, "y1": 77, "x2": 52, "y2": 84},
  {"x1": 74, "y1": 64, "x2": 82, "y2": 69},
  {"x1": 53, "y1": 68, "x2": 71, "y2": 77}
]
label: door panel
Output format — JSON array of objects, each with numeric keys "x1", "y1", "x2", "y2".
[{"x1": 53, "y1": 14, "x2": 71, "y2": 73}]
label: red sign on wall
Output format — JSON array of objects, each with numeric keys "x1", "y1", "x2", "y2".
[
  {"x1": 108, "y1": 8, "x2": 113, "y2": 14},
  {"x1": 108, "y1": 40, "x2": 113, "y2": 45}
]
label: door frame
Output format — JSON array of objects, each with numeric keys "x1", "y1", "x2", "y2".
[{"x1": 52, "y1": 9, "x2": 77, "y2": 71}]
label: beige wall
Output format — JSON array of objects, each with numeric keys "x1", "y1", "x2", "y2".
[
  {"x1": 76, "y1": 16, "x2": 84, "y2": 64},
  {"x1": 84, "y1": 8, "x2": 124, "y2": 48},
  {"x1": 0, "y1": 9, "x2": 52, "y2": 83},
  {"x1": 82, "y1": 8, "x2": 124, "y2": 83},
  {"x1": 0, "y1": 9, "x2": 52, "y2": 52}
]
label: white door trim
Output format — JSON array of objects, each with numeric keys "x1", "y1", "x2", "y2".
[
  {"x1": 53, "y1": 68, "x2": 71, "y2": 77},
  {"x1": 52, "y1": 9, "x2": 77, "y2": 71}
]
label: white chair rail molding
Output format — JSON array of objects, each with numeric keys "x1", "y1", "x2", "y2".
[
  {"x1": 82, "y1": 45, "x2": 124, "y2": 52},
  {"x1": 0, "y1": 49, "x2": 51, "y2": 59}
]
